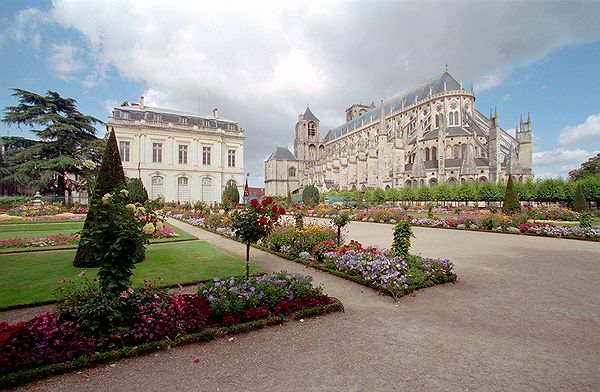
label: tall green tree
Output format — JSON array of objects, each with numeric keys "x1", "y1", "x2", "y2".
[
  {"x1": 569, "y1": 154, "x2": 600, "y2": 181},
  {"x1": 222, "y1": 182, "x2": 240, "y2": 210},
  {"x1": 2, "y1": 89, "x2": 102, "y2": 201},
  {"x1": 502, "y1": 175, "x2": 521, "y2": 215},
  {"x1": 74, "y1": 129, "x2": 128, "y2": 267},
  {"x1": 302, "y1": 184, "x2": 320, "y2": 206},
  {"x1": 572, "y1": 183, "x2": 589, "y2": 212}
]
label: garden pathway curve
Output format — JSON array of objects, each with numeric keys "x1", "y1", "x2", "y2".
[{"x1": 17, "y1": 218, "x2": 600, "y2": 391}]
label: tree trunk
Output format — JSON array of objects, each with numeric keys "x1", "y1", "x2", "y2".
[
  {"x1": 337, "y1": 227, "x2": 341, "y2": 247},
  {"x1": 245, "y1": 242, "x2": 250, "y2": 279},
  {"x1": 57, "y1": 174, "x2": 66, "y2": 203}
]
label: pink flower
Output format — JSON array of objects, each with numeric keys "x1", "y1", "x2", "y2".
[
  {"x1": 193, "y1": 356, "x2": 200, "y2": 364},
  {"x1": 78, "y1": 271, "x2": 86, "y2": 277},
  {"x1": 119, "y1": 291, "x2": 129, "y2": 299}
]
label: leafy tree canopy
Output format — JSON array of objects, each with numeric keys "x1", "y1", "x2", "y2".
[
  {"x1": 2, "y1": 89, "x2": 103, "y2": 199},
  {"x1": 569, "y1": 154, "x2": 600, "y2": 181}
]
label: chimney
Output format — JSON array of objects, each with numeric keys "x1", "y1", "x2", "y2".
[
  {"x1": 140, "y1": 96, "x2": 145, "y2": 108},
  {"x1": 213, "y1": 108, "x2": 219, "y2": 119}
]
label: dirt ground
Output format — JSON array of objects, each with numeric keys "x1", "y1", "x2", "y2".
[{"x1": 7, "y1": 218, "x2": 600, "y2": 391}]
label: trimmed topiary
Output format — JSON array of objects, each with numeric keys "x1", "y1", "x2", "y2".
[
  {"x1": 302, "y1": 185, "x2": 320, "y2": 207},
  {"x1": 572, "y1": 183, "x2": 589, "y2": 213},
  {"x1": 127, "y1": 178, "x2": 149, "y2": 204},
  {"x1": 74, "y1": 128, "x2": 128, "y2": 267},
  {"x1": 502, "y1": 175, "x2": 521, "y2": 215},
  {"x1": 221, "y1": 182, "x2": 240, "y2": 210}
]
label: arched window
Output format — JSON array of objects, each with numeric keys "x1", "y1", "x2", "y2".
[
  {"x1": 288, "y1": 166, "x2": 296, "y2": 177},
  {"x1": 446, "y1": 146, "x2": 452, "y2": 158},
  {"x1": 429, "y1": 178, "x2": 438, "y2": 186},
  {"x1": 177, "y1": 177, "x2": 189, "y2": 202},
  {"x1": 478, "y1": 176, "x2": 487, "y2": 183},
  {"x1": 475, "y1": 146, "x2": 479, "y2": 157},
  {"x1": 454, "y1": 111, "x2": 460, "y2": 125},
  {"x1": 319, "y1": 145, "x2": 325, "y2": 159},
  {"x1": 447, "y1": 177, "x2": 457, "y2": 185},
  {"x1": 461, "y1": 144, "x2": 468, "y2": 158},
  {"x1": 431, "y1": 146, "x2": 437, "y2": 160},
  {"x1": 453, "y1": 145, "x2": 460, "y2": 159},
  {"x1": 308, "y1": 122, "x2": 316, "y2": 137},
  {"x1": 449, "y1": 112, "x2": 454, "y2": 126},
  {"x1": 405, "y1": 180, "x2": 412, "y2": 187},
  {"x1": 435, "y1": 114, "x2": 440, "y2": 128},
  {"x1": 151, "y1": 176, "x2": 164, "y2": 199},
  {"x1": 201, "y1": 177, "x2": 212, "y2": 202},
  {"x1": 425, "y1": 147, "x2": 430, "y2": 161},
  {"x1": 308, "y1": 144, "x2": 316, "y2": 160}
]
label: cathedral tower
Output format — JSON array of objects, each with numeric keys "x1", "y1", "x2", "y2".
[
  {"x1": 294, "y1": 106, "x2": 323, "y2": 162},
  {"x1": 517, "y1": 113, "x2": 533, "y2": 175}
]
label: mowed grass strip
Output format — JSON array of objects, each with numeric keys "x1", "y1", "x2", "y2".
[
  {"x1": 0, "y1": 221, "x2": 197, "y2": 250},
  {"x1": 0, "y1": 241, "x2": 261, "y2": 309}
]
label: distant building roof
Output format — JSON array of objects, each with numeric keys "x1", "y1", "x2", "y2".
[
  {"x1": 247, "y1": 187, "x2": 264, "y2": 198},
  {"x1": 117, "y1": 104, "x2": 238, "y2": 124},
  {"x1": 303, "y1": 106, "x2": 319, "y2": 122},
  {"x1": 267, "y1": 147, "x2": 296, "y2": 161},
  {"x1": 325, "y1": 71, "x2": 465, "y2": 142}
]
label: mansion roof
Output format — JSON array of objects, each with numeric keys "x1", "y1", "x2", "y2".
[
  {"x1": 324, "y1": 71, "x2": 466, "y2": 142},
  {"x1": 110, "y1": 105, "x2": 241, "y2": 132}
]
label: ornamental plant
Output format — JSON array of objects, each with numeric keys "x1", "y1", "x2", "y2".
[
  {"x1": 127, "y1": 178, "x2": 149, "y2": 203},
  {"x1": 392, "y1": 218, "x2": 414, "y2": 258},
  {"x1": 331, "y1": 211, "x2": 351, "y2": 246},
  {"x1": 79, "y1": 189, "x2": 156, "y2": 295},
  {"x1": 230, "y1": 197, "x2": 285, "y2": 278},
  {"x1": 302, "y1": 185, "x2": 320, "y2": 207},
  {"x1": 573, "y1": 183, "x2": 589, "y2": 212},
  {"x1": 221, "y1": 182, "x2": 240, "y2": 211},
  {"x1": 502, "y1": 175, "x2": 521, "y2": 215},
  {"x1": 75, "y1": 129, "x2": 127, "y2": 267}
]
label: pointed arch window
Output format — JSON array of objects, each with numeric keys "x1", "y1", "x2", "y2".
[
  {"x1": 425, "y1": 147, "x2": 430, "y2": 161},
  {"x1": 308, "y1": 122, "x2": 316, "y2": 137},
  {"x1": 288, "y1": 166, "x2": 296, "y2": 177}
]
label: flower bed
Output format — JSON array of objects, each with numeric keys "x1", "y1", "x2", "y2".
[
  {"x1": 263, "y1": 224, "x2": 338, "y2": 257},
  {"x1": 524, "y1": 204, "x2": 579, "y2": 221},
  {"x1": 0, "y1": 234, "x2": 80, "y2": 249},
  {"x1": 0, "y1": 213, "x2": 87, "y2": 222},
  {"x1": 0, "y1": 272, "x2": 341, "y2": 386},
  {"x1": 312, "y1": 241, "x2": 456, "y2": 297}
]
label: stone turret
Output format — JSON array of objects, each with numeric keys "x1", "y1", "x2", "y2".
[{"x1": 517, "y1": 113, "x2": 533, "y2": 176}]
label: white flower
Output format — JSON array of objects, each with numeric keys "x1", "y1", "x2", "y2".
[
  {"x1": 102, "y1": 193, "x2": 112, "y2": 204},
  {"x1": 143, "y1": 223, "x2": 156, "y2": 235},
  {"x1": 136, "y1": 206, "x2": 146, "y2": 215},
  {"x1": 156, "y1": 221, "x2": 164, "y2": 231},
  {"x1": 120, "y1": 189, "x2": 129, "y2": 196},
  {"x1": 126, "y1": 204, "x2": 137, "y2": 213},
  {"x1": 83, "y1": 160, "x2": 96, "y2": 169}
]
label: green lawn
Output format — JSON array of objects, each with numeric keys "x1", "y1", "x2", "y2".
[
  {"x1": 0, "y1": 241, "x2": 261, "y2": 309},
  {"x1": 0, "y1": 221, "x2": 197, "y2": 251}
]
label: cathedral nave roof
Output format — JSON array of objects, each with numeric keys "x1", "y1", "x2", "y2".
[{"x1": 267, "y1": 146, "x2": 297, "y2": 161}]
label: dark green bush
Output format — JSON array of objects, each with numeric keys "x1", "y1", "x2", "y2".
[
  {"x1": 126, "y1": 178, "x2": 148, "y2": 204},
  {"x1": 302, "y1": 185, "x2": 320, "y2": 206},
  {"x1": 502, "y1": 176, "x2": 521, "y2": 215}
]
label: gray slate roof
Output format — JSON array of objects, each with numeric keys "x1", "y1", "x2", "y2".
[
  {"x1": 303, "y1": 107, "x2": 319, "y2": 122},
  {"x1": 325, "y1": 72, "x2": 464, "y2": 142},
  {"x1": 267, "y1": 147, "x2": 296, "y2": 161}
]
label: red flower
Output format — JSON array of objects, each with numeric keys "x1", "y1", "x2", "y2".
[
  {"x1": 265, "y1": 196, "x2": 273, "y2": 204},
  {"x1": 259, "y1": 217, "x2": 267, "y2": 226},
  {"x1": 273, "y1": 215, "x2": 279, "y2": 222},
  {"x1": 261, "y1": 198, "x2": 268, "y2": 206},
  {"x1": 272, "y1": 204, "x2": 278, "y2": 212},
  {"x1": 278, "y1": 206, "x2": 286, "y2": 215},
  {"x1": 250, "y1": 199, "x2": 259, "y2": 207}
]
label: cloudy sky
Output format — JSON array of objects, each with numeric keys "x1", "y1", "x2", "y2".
[{"x1": 1, "y1": 0, "x2": 599, "y2": 186}]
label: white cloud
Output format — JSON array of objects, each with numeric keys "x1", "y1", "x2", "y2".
[
  {"x1": 12, "y1": 0, "x2": 600, "y2": 184},
  {"x1": 556, "y1": 114, "x2": 600, "y2": 147},
  {"x1": 47, "y1": 42, "x2": 85, "y2": 81},
  {"x1": 533, "y1": 148, "x2": 599, "y2": 178},
  {"x1": 8, "y1": 7, "x2": 46, "y2": 47}
]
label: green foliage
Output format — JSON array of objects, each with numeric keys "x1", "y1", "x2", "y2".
[
  {"x1": 294, "y1": 209, "x2": 305, "y2": 229},
  {"x1": 433, "y1": 183, "x2": 452, "y2": 202},
  {"x1": 363, "y1": 188, "x2": 375, "y2": 204},
  {"x1": 400, "y1": 186, "x2": 416, "y2": 201},
  {"x1": 126, "y1": 178, "x2": 148, "y2": 203},
  {"x1": 392, "y1": 218, "x2": 414, "y2": 258},
  {"x1": 302, "y1": 185, "x2": 320, "y2": 206},
  {"x1": 373, "y1": 188, "x2": 386, "y2": 205},
  {"x1": 1, "y1": 89, "x2": 102, "y2": 199},
  {"x1": 385, "y1": 187, "x2": 400, "y2": 202},
  {"x1": 579, "y1": 212, "x2": 593, "y2": 228},
  {"x1": 74, "y1": 129, "x2": 128, "y2": 267},
  {"x1": 81, "y1": 190, "x2": 150, "y2": 295},
  {"x1": 569, "y1": 153, "x2": 600, "y2": 181},
  {"x1": 221, "y1": 182, "x2": 240, "y2": 210},
  {"x1": 502, "y1": 176, "x2": 521, "y2": 215},
  {"x1": 573, "y1": 184, "x2": 589, "y2": 212},
  {"x1": 416, "y1": 185, "x2": 432, "y2": 201},
  {"x1": 477, "y1": 182, "x2": 501, "y2": 203},
  {"x1": 331, "y1": 211, "x2": 351, "y2": 246},
  {"x1": 535, "y1": 178, "x2": 566, "y2": 203},
  {"x1": 578, "y1": 174, "x2": 600, "y2": 203}
]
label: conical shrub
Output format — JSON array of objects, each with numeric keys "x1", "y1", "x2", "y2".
[
  {"x1": 572, "y1": 183, "x2": 589, "y2": 212},
  {"x1": 502, "y1": 175, "x2": 521, "y2": 215},
  {"x1": 74, "y1": 128, "x2": 127, "y2": 267}
]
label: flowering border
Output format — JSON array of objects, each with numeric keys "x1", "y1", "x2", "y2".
[{"x1": 0, "y1": 298, "x2": 343, "y2": 388}]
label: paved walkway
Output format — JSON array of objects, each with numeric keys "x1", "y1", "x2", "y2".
[{"x1": 14, "y1": 219, "x2": 600, "y2": 391}]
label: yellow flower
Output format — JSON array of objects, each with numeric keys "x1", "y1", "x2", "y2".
[{"x1": 142, "y1": 223, "x2": 156, "y2": 235}]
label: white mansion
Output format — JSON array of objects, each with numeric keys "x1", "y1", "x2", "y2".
[
  {"x1": 109, "y1": 98, "x2": 245, "y2": 203},
  {"x1": 265, "y1": 71, "x2": 533, "y2": 196}
]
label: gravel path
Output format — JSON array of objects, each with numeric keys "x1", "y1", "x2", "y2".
[{"x1": 9, "y1": 218, "x2": 600, "y2": 391}]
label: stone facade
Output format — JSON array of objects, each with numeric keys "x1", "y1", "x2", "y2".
[
  {"x1": 265, "y1": 71, "x2": 533, "y2": 195},
  {"x1": 108, "y1": 98, "x2": 245, "y2": 203}
]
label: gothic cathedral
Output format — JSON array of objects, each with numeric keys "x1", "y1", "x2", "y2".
[{"x1": 265, "y1": 71, "x2": 533, "y2": 196}]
